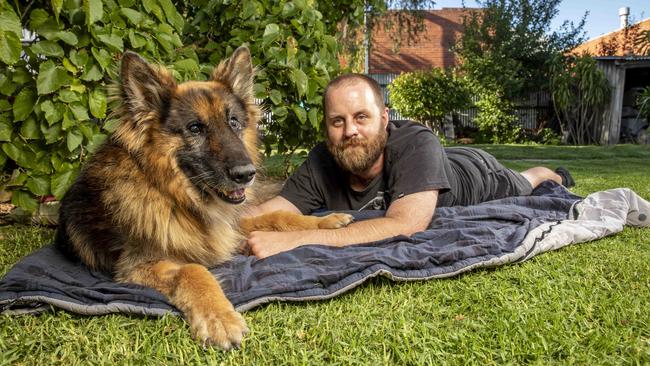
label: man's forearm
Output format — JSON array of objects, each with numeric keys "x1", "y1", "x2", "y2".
[
  {"x1": 247, "y1": 190, "x2": 438, "y2": 258},
  {"x1": 247, "y1": 216, "x2": 422, "y2": 258},
  {"x1": 291, "y1": 216, "x2": 418, "y2": 247}
]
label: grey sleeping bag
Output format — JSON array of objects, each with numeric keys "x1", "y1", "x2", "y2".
[{"x1": 0, "y1": 181, "x2": 582, "y2": 316}]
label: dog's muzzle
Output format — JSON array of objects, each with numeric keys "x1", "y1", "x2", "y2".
[
  {"x1": 228, "y1": 164, "x2": 255, "y2": 185},
  {"x1": 215, "y1": 163, "x2": 255, "y2": 204}
]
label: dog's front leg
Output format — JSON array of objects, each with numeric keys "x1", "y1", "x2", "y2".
[
  {"x1": 121, "y1": 260, "x2": 248, "y2": 349},
  {"x1": 240, "y1": 210, "x2": 354, "y2": 234}
]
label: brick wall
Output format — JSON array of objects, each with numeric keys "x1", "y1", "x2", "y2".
[{"x1": 369, "y1": 8, "x2": 478, "y2": 73}]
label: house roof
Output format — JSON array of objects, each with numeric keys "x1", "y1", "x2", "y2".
[
  {"x1": 369, "y1": 8, "x2": 479, "y2": 74},
  {"x1": 572, "y1": 17, "x2": 650, "y2": 56}
]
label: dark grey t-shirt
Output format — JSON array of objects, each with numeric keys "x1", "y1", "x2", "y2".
[
  {"x1": 279, "y1": 120, "x2": 533, "y2": 214},
  {"x1": 280, "y1": 120, "x2": 455, "y2": 214}
]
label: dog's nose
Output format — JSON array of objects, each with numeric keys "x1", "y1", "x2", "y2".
[{"x1": 228, "y1": 164, "x2": 256, "y2": 184}]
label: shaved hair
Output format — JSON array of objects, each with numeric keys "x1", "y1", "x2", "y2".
[{"x1": 323, "y1": 74, "x2": 385, "y2": 116}]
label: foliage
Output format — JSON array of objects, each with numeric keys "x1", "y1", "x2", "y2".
[
  {"x1": 2, "y1": 0, "x2": 546, "y2": 208},
  {"x1": 1, "y1": 0, "x2": 189, "y2": 212},
  {"x1": 388, "y1": 68, "x2": 471, "y2": 135},
  {"x1": 597, "y1": 22, "x2": 649, "y2": 56},
  {"x1": 180, "y1": 0, "x2": 341, "y2": 163},
  {"x1": 455, "y1": 0, "x2": 586, "y2": 142},
  {"x1": 5, "y1": 0, "x2": 413, "y2": 207},
  {"x1": 549, "y1": 54, "x2": 610, "y2": 145},
  {"x1": 637, "y1": 86, "x2": 650, "y2": 121},
  {"x1": 536, "y1": 127, "x2": 562, "y2": 145},
  {"x1": 457, "y1": 53, "x2": 524, "y2": 143},
  {"x1": 453, "y1": 0, "x2": 587, "y2": 144},
  {"x1": 472, "y1": 88, "x2": 520, "y2": 144},
  {"x1": 455, "y1": 0, "x2": 586, "y2": 99},
  {"x1": 635, "y1": 29, "x2": 650, "y2": 55},
  {"x1": 516, "y1": 127, "x2": 562, "y2": 145}
]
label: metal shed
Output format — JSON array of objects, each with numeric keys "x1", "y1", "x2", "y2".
[{"x1": 595, "y1": 56, "x2": 650, "y2": 145}]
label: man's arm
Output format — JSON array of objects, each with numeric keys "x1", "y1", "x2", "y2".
[{"x1": 248, "y1": 189, "x2": 438, "y2": 258}]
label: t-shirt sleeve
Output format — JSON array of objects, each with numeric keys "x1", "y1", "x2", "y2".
[
  {"x1": 278, "y1": 148, "x2": 327, "y2": 215},
  {"x1": 386, "y1": 126, "x2": 451, "y2": 201}
]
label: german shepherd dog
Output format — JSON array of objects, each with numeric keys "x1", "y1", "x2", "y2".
[{"x1": 56, "y1": 46, "x2": 352, "y2": 349}]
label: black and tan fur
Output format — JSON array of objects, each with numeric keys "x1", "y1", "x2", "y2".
[{"x1": 56, "y1": 47, "x2": 352, "y2": 349}]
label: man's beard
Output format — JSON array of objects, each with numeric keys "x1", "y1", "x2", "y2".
[{"x1": 327, "y1": 127, "x2": 388, "y2": 175}]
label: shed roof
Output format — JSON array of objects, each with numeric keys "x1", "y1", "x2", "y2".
[
  {"x1": 572, "y1": 17, "x2": 650, "y2": 56},
  {"x1": 594, "y1": 56, "x2": 650, "y2": 61}
]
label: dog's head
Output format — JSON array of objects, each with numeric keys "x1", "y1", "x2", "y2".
[{"x1": 115, "y1": 47, "x2": 261, "y2": 205}]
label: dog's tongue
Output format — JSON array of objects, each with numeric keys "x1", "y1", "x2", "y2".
[{"x1": 228, "y1": 188, "x2": 246, "y2": 201}]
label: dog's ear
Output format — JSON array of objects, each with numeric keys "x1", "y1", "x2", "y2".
[
  {"x1": 210, "y1": 46, "x2": 254, "y2": 102},
  {"x1": 120, "y1": 51, "x2": 176, "y2": 114}
]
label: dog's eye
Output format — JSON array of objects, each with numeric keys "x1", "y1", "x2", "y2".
[
  {"x1": 187, "y1": 122, "x2": 205, "y2": 135},
  {"x1": 229, "y1": 117, "x2": 242, "y2": 131}
]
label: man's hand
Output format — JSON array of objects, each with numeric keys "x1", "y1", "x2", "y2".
[{"x1": 247, "y1": 230, "x2": 306, "y2": 259}]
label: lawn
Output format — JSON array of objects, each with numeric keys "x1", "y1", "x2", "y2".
[{"x1": 1, "y1": 144, "x2": 649, "y2": 365}]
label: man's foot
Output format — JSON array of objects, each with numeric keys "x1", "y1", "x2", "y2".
[{"x1": 555, "y1": 167, "x2": 575, "y2": 188}]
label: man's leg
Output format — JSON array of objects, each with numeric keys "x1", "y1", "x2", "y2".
[
  {"x1": 446, "y1": 147, "x2": 574, "y2": 204},
  {"x1": 520, "y1": 166, "x2": 574, "y2": 188}
]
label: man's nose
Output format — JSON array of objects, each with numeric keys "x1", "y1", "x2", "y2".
[{"x1": 344, "y1": 121, "x2": 358, "y2": 138}]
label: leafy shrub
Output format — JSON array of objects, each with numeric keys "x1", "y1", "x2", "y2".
[
  {"x1": 1, "y1": 0, "x2": 342, "y2": 209},
  {"x1": 637, "y1": 86, "x2": 650, "y2": 120},
  {"x1": 472, "y1": 89, "x2": 521, "y2": 144},
  {"x1": 454, "y1": 0, "x2": 586, "y2": 145},
  {"x1": 455, "y1": 0, "x2": 585, "y2": 99},
  {"x1": 550, "y1": 54, "x2": 610, "y2": 145},
  {"x1": 519, "y1": 127, "x2": 562, "y2": 145},
  {"x1": 388, "y1": 68, "x2": 471, "y2": 136},
  {"x1": 1, "y1": 0, "x2": 188, "y2": 211},
  {"x1": 537, "y1": 127, "x2": 562, "y2": 145},
  {"x1": 179, "y1": 0, "x2": 340, "y2": 161}
]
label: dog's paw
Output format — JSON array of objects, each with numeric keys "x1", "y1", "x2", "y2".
[
  {"x1": 188, "y1": 307, "x2": 248, "y2": 350},
  {"x1": 317, "y1": 213, "x2": 354, "y2": 229}
]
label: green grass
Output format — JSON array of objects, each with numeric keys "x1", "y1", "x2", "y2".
[{"x1": 1, "y1": 144, "x2": 650, "y2": 365}]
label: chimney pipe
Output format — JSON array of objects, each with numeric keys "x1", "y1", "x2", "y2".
[{"x1": 619, "y1": 7, "x2": 630, "y2": 29}]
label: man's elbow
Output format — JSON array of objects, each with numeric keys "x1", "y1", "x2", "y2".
[{"x1": 396, "y1": 220, "x2": 430, "y2": 237}]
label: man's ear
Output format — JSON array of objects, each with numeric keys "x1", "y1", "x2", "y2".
[
  {"x1": 382, "y1": 107, "x2": 390, "y2": 129},
  {"x1": 210, "y1": 46, "x2": 254, "y2": 102},
  {"x1": 120, "y1": 51, "x2": 176, "y2": 115}
]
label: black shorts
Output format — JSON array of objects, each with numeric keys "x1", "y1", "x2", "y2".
[{"x1": 443, "y1": 147, "x2": 533, "y2": 206}]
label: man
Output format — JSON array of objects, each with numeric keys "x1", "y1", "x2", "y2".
[{"x1": 245, "y1": 74, "x2": 574, "y2": 258}]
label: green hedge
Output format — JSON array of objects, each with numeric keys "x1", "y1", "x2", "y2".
[
  {"x1": 388, "y1": 68, "x2": 470, "y2": 136},
  {"x1": 0, "y1": 0, "x2": 340, "y2": 211},
  {"x1": 178, "y1": 0, "x2": 340, "y2": 157}
]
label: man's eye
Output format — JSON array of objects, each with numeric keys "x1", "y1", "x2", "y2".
[
  {"x1": 229, "y1": 117, "x2": 242, "y2": 131},
  {"x1": 187, "y1": 121, "x2": 205, "y2": 135},
  {"x1": 331, "y1": 119, "x2": 343, "y2": 127}
]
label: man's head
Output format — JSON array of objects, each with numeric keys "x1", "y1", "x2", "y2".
[{"x1": 323, "y1": 74, "x2": 389, "y2": 176}]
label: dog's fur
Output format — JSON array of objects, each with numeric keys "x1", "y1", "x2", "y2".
[{"x1": 55, "y1": 47, "x2": 352, "y2": 349}]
